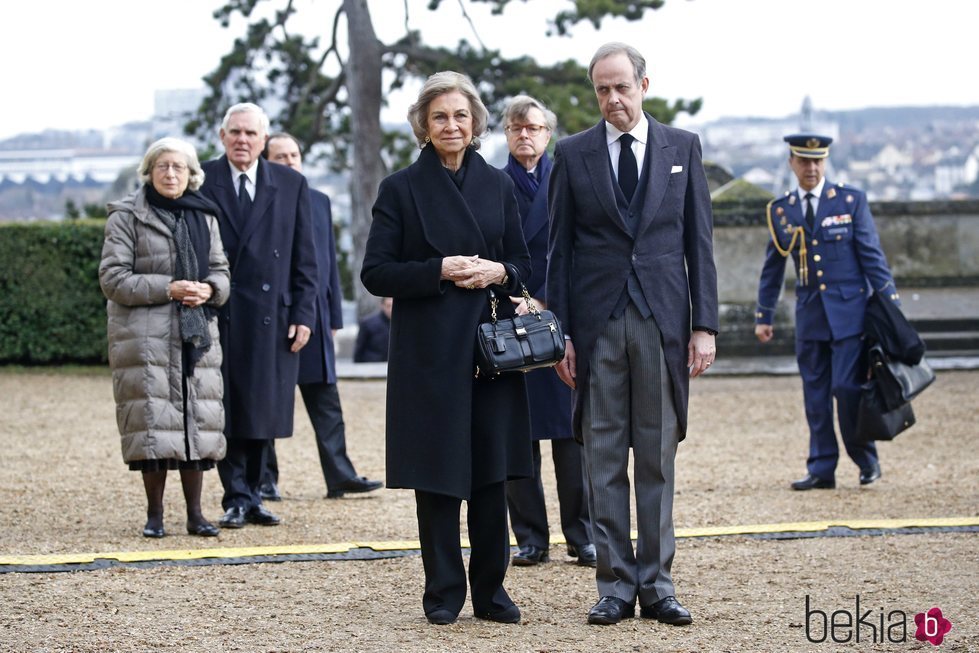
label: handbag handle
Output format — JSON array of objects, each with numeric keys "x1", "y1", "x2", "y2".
[{"x1": 486, "y1": 283, "x2": 541, "y2": 324}]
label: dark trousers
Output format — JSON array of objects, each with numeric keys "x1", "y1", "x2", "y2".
[
  {"x1": 797, "y1": 335, "x2": 878, "y2": 480},
  {"x1": 415, "y1": 482, "x2": 513, "y2": 618},
  {"x1": 263, "y1": 382, "x2": 357, "y2": 492},
  {"x1": 506, "y1": 439, "x2": 591, "y2": 551},
  {"x1": 218, "y1": 438, "x2": 270, "y2": 511}
]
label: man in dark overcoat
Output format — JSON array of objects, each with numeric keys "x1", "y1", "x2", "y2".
[
  {"x1": 755, "y1": 134, "x2": 899, "y2": 490},
  {"x1": 200, "y1": 103, "x2": 318, "y2": 528},
  {"x1": 547, "y1": 43, "x2": 718, "y2": 626},
  {"x1": 352, "y1": 297, "x2": 391, "y2": 363},
  {"x1": 500, "y1": 95, "x2": 594, "y2": 569},
  {"x1": 259, "y1": 133, "x2": 382, "y2": 500}
]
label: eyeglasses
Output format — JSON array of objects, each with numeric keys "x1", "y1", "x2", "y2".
[
  {"x1": 505, "y1": 124, "x2": 549, "y2": 136},
  {"x1": 154, "y1": 162, "x2": 189, "y2": 174}
]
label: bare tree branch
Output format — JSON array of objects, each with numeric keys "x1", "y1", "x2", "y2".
[{"x1": 456, "y1": 0, "x2": 486, "y2": 49}]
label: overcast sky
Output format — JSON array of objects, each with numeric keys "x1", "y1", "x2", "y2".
[{"x1": 2, "y1": 0, "x2": 977, "y2": 140}]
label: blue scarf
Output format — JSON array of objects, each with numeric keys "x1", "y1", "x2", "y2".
[{"x1": 504, "y1": 151, "x2": 551, "y2": 201}]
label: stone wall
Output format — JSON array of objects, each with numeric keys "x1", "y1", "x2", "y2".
[{"x1": 713, "y1": 199, "x2": 979, "y2": 355}]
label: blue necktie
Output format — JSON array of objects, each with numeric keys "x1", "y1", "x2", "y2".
[{"x1": 617, "y1": 133, "x2": 638, "y2": 201}]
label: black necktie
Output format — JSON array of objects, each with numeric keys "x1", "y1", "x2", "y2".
[
  {"x1": 617, "y1": 133, "x2": 638, "y2": 201},
  {"x1": 804, "y1": 192, "x2": 815, "y2": 231},
  {"x1": 238, "y1": 173, "x2": 252, "y2": 221}
]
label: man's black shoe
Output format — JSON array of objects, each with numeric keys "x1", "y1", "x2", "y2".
[
  {"x1": 567, "y1": 543, "x2": 597, "y2": 567},
  {"x1": 258, "y1": 481, "x2": 282, "y2": 501},
  {"x1": 327, "y1": 476, "x2": 383, "y2": 499},
  {"x1": 219, "y1": 506, "x2": 246, "y2": 529},
  {"x1": 791, "y1": 474, "x2": 835, "y2": 491},
  {"x1": 587, "y1": 596, "x2": 635, "y2": 625},
  {"x1": 245, "y1": 505, "x2": 281, "y2": 526},
  {"x1": 512, "y1": 545, "x2": 549, "y2": 566},
  {"x1": 859, "y1": 464, "x2": 882, "y2": 485},
  {"x1": 640, "y1": 596, "x2": 692, "y2": 626},
  {"x1": 425, "y1": 609, "x2": 457, "y2": 625}
]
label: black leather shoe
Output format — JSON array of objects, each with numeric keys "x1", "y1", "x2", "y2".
[
  {"x1": 326, "y1": 476, "x2": 383, "y2": 499},
  {"x1": 475, "y1": 604, "x2": 521, "y2": 624},
  {"x1": 219, "y1": 506, "x2": 246, "y2": 529},
  {"x1": 258, "y1": 481, "x2": 282, "y2": 502},
  {"x1": 860, "y1": 464, "x2": 882, "y2": 485},
  {"x1": 791, "y1": 474, "x2": 835, "y2": 490},
  {"x1": 587, "y1": 596, "x2": 635, "y2": 625},
  {"x1": 425, "y1": 609, "x2": 457, "y2": 625},
  {"x1": 245, "y1": 505, "x2": 281, "y2": 526},
  {"x1": 512, "y1": 545, "x2": 549, "y2": 566},
  {"x1": 640, "y1": 596, "x2": 692, "y2": 626},
  {"x1": 186, "y1": 521, "x2": 220, "y2": 537},
  {"x1": 142, "y1": 525, "x2": 165, "y2": 538},
  {"x1": 568, "y1": 543, "x2": 597, "y2": 567}
]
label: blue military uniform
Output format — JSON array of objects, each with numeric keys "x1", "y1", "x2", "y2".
[{"x1": 756, "y1": 134, "x2": 899, "y2": 486}]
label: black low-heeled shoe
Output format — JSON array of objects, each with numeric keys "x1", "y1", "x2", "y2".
[
  {"x1": 142, "y1": 525, "x2": 165, "y2": 538},
  {"x1": 187, "y1": 522, "x2": 220, "y2": 537}
]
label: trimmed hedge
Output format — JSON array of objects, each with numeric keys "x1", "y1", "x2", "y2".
[{"x1": 0, "y1": 219, "x2": 108, "y2": 364}]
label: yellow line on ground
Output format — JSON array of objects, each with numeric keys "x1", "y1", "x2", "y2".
[{"x1": 2, "y1": 518, "x2": 976, "y2": 568}]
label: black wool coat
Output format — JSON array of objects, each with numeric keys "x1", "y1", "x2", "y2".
[
  {"x1": 362, "y1": 145, "x2": 533, "y2": 500},
  {"x1": 201, "y1": 156, "x2": 318, "y2": 440}
]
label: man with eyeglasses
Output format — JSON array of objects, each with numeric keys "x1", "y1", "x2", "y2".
[
  {"x1": 199, "y1": 103, "x2": 318, "y2": 529},
  {"x1": 500, "y1": 95, "x2": 595, "y2": 572}
]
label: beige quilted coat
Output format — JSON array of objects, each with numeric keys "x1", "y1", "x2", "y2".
[{"x1": 99, "y1": 187, "x2": 231, "y2": 463}]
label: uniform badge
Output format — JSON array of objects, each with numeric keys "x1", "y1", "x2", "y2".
[
  {"x1": 806, "y1": 138, "x2": 820, "y2": 148},
  {"x1": 776, "y1": 207, "x2": 785, "y2": 216},
  {"x1": 826, "y1": 188, "x2": 837, "y2": 199},
  {"x1": 780, "y1": 216, "x2": 787, "y2": 225},
  {"x1": 788, "y1": 195, "x2": 797, "y2": 205},
  {"x1": 846, "y1": 194, "x2": 854, "y2": 203}
]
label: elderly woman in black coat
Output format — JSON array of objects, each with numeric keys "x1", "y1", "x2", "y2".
[{"x1": 362, "y1": 71, "x2": 532, "y2": 626}]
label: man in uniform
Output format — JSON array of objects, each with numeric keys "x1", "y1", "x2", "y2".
[{"x1": 755, "y1": 134, "x2": 900, "y2": 490}]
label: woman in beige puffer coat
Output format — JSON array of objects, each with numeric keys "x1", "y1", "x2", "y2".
[{"x1": 99, "y1": 137, "x2": 230, "y2": 538}]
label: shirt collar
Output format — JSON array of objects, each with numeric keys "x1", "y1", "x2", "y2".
[
  {"x1": 605, "y1": 113, "x2": 649, "y2": 147},
  {"x1": 228, "y1": 158, "x2": 259, "y2": 184},
  {"x1": 796, "y1": 177, "x2": 826, "y2": 201}
]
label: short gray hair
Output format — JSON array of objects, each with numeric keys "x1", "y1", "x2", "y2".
[
  {"x1": 588, "y1": 42, "x2": 646, "y2": 85},
  {"x1": 221, "y1": 102, "x2": 270, "y2": 135},
  {"x1": 407, "y1": 71, "x2": 488, "y2": 150},
  {"x1": 502, "y1": 95, "x2": 557, "y2": 132},
  {"x1": 138, "y1": 137, "x2": 205, "y2": 191}
]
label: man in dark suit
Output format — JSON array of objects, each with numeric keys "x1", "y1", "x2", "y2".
[
  {"x1": 755, "y1": 134, "x2": 899, "y2": 490},
  {"x1": 547, "y1": 43, "x2": 718, "y2": 626},
  {"x1": 200, "y1": 103, "x2": 318, "y2": 528},
  {"x1": 352, "y1": 296, "x2": 391, "y2": 363},
  {"x1": 259, "y1": 132, "x2": 382, "y2": 500}
]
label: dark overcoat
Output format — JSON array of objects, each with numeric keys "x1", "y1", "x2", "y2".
[
  {"x1": 362, "y1": 145, "x2": 533, "y2": 500},
  {"x1": 200, "y1": 156, "x2": 318, "y2": 440},
  {"x1": 547, "y1": 115, "x2": 719, "y2": 441},
  {"x1": 297, "y1": 189, "x2": 344, "y2": 385},
  {"x1": 504, "y1": 157, "x2": 573, "y2": 441}
]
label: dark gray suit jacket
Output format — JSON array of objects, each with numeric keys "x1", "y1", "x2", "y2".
[{"x1": 547, "y1": 114, "x2": 718, "y2": 440}]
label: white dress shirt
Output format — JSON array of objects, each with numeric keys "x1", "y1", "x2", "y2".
[
  {"x1": 605, "y1": 114, "x2": 649, "y2": 182},
  {"x1": 228, "y1": 160, "x2": 258, "y2": 201}
]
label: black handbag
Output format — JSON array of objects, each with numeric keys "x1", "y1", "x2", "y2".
[
  {"x1": 475, "y1": 285, "x2": 566, "y2": 377},
  {"x1": 868, "y1": 344, "x2": 936, "y2": 412},
  {"x1": 855, "y1": 380, "x2": 916, "y2": 442}
]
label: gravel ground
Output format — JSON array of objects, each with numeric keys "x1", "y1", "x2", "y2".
[{"x1": 1, "y1": 368, "x2": 977, "y2": 652}]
